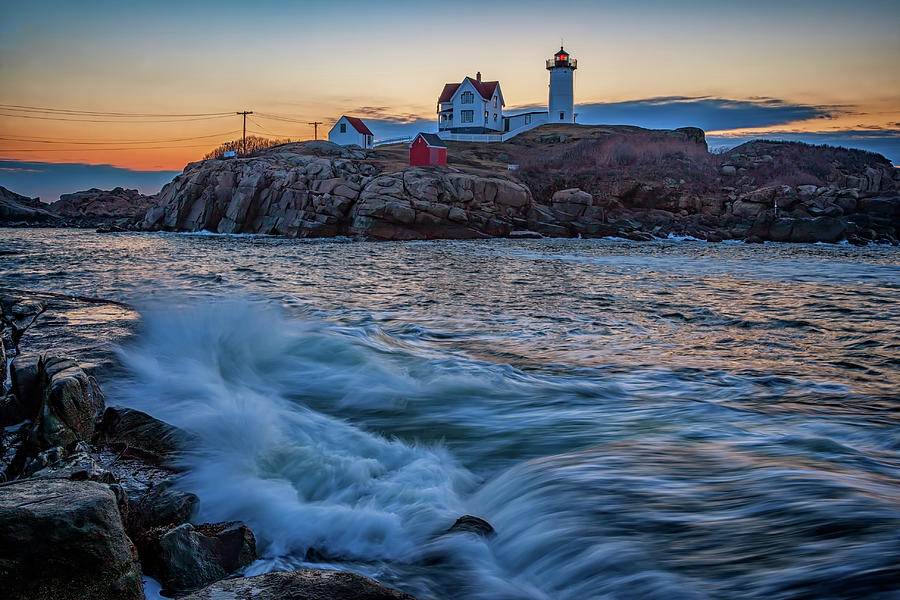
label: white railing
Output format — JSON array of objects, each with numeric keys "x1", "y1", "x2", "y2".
[
  {"x1": 436, "y1": 118, "x2": 546, "y2": 143},
  {"x1": 374, "y1": 136, "x2": 414, "y2": 147}
]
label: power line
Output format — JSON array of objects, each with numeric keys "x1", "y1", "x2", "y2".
[
  {"x1": 0, "y1": 104, "x2": 234, "y2": 117},
  {"x1": 1, "y1": 143, "x2": 223, "y2": 152},
  {"x1": 0, "y1": 111, "x2": 233, "y2": 123},
  {"x1": 0, "y1": 130, "x2": 241, "y2": 145}
]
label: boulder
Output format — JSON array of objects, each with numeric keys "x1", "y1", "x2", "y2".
[
  {"x1": 97, "y1": 405, "x2": 187, "y2": 465},
  {"x1": 128, "y1": 479, "x2": 197, "y2": 536},
  {"x1": 36, "y1": 356, "x2": 105, "y2": 448},
  {"x1": 149, "y1": 521, "x2": 257, "y2": 594},
  {"x1": 447, "y1": 515, "x2": 495, "y2": 536},
  {"x1": 0, "y1": 478, "x2": 143, "y2": 600},
  {"x1": 0, "y1": 296, "x2": 46, "y2": 347},
  {"x1": 182, "y1": 570, "x2": 417, "y2": 600},
  {"x1": 9, "y1": 354, "x2": 41, "y2": 421},
  {"x1": 790, "y1": 217, "x2": 847, "y2": 244}
]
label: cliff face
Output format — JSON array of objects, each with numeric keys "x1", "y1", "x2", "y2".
[
  {"x1": 141, "y1": 141, "x2": 534, "y2": 239},
  {"x1": 139, "y1": 128, "x2": 899, "y2": 244}
]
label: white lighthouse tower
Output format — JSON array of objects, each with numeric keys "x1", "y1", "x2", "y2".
[{"x1": 547, "y1": 46, "x2": 576, "y2": 123}]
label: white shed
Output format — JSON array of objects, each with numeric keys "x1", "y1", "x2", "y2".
[{"x1": 328, "y1": 116, "x2": 374, "y2": 149}]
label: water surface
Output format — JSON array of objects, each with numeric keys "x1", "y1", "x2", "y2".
[{"x1": 2, "y1": 229, "x2": 898, "y2": 599}]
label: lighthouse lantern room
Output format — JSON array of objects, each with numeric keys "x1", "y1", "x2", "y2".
[{"x1": 547, "y1": 46, "x2": 576, "y2": 123}]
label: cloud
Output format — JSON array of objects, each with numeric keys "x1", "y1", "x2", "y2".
[
  {"x1": 571, "y1": 96, "x2": 844, "y2": 132},
  {"x1": 0, "y1": 161, "x2": 180, "y2": 203}
]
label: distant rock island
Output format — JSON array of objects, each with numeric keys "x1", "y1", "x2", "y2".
[{"x1": 4, "y1": 124, "x2": 899, "y2": 244}]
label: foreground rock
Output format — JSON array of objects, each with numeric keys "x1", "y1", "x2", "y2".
[
  {"x1": 145, "y1": 521, "x2": 257, "y2": 594},
  {"x1": 182, "y1": 570, "x2": 417, "y2": 600},
  {"x1": 98, "y1": 405, "x2": 188, "y2": 465},
  {"x1": 36, "y1": 356, "x2": 105, "y2": 448},
  {"x1": 0, "y1": 478, "x2": 144, "y2": 600}
]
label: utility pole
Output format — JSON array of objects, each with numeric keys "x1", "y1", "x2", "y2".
[
  {"x1": 308, "y1": 121, "x2": 323, "y2": 141},
  {"x1": 236, "y1": 111, "x2": 253, "y2": 155}
]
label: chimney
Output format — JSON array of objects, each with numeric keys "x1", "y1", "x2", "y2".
[{"x1": 476, "y1": 71, "x2": 482, "y2": 82}]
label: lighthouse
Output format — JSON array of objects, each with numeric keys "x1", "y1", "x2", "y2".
[{"x1": 547, "y1": 46, "x2": 576, "y2": 123}]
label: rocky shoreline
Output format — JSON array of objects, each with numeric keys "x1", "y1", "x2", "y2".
[
  {"x1": 2, "y1": 126, "x2": 898, "y2": 244},
  {"x1": 0, "y1": 290, "x2": 419, "y2": 599}
]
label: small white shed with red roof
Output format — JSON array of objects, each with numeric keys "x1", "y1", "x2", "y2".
[{"x1": 328, "y1": 116, "x2": 374, "y2": 149}]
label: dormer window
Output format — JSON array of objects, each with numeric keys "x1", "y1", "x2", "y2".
[{"x1": 461, "y1": 91, "x2": 474, "y2": 104}]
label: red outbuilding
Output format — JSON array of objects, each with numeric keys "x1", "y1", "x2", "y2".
[{"x1": 409, "y1": 133, "x2": 447, "y2": 167}]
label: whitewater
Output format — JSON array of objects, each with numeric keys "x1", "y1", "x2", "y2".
[{"x1": 2, "y1": 229, "x2": 898, "y2": 599}]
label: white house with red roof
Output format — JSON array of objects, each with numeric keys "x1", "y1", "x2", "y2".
[
  {"x1": 438, "y1": 72, "x2": 505, "y2": 134},
  {"x1": 437, "y1": 47, "x2": 577, "y2": 143},
  {"x1": 328, "y1": 116, "x2": 374, "y2": 149}
]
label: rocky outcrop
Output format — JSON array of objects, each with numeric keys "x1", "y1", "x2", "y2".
[
  {"x1": 349, "y1": 168, "x2": 533, "y2": 240},
  {"x1": 132, "y1": 127, "x2": 899, "y2": 244},
  {"x1": 50, "y1": 187, "x2": 159, "y2": 226},
  {"x1": 0, "y1": 478, "x2": 144, "y2": 600},
  {"x1": 0, "y1": 186, "x2": 58, "y2": 225},
  {"x1": 141, "y1": 141, "x2": 375, "y2": 237},
  {"x1": 182, "y1": 570, "x2": 417, "y2": 600}
]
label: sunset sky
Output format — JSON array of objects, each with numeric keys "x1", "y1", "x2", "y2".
[{"x1": 2, "y1": 0, "x2": 898, "y2": 201}]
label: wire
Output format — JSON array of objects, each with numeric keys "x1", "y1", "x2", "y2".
[
  {"x1": 0, "y1": 104, "x2": 234, "y2": 117},
  {"x1": 1, "y1": 143, "x2": 223, "y2": 152},
  {"x1": 0, "y1": 112, "x2": 233, "y2": 123},
  {"x1": 0, "y1": 131, "x2": 241, "y2": 145}
]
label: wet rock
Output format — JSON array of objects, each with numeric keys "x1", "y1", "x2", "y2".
[
  {"x1": 0, "y1": 296, "x2": 46, "y2": 347},
  {"x1": 128, "y1": 478, "x2": 197, "y2": 535},
  {"x1": 508, "y1": 230, "x2": 543, "y2": 239},
  {"x1": 181, "y1": 570, "x2": 417, "y2": 600},
  {"x1": 36, "y1": 356, "x2": 105, "y2": 448},
  {"x1": 448, "y1": 514, "x2": 495, "y2": 536},
  {"x1": 0, "y1": 478, "x2": 144, "y2": 600},
  {"x1": 789, "y1": 217, "x2": 847, "y2": 244},
  {"x1": 8, "y1": 354, "x2": 41, "y2": 421},
  {"x1": 98, "y1": 405, "x2": 187, "y2": 465},
  {"x1": 29, "y1": 446, "x2": 115, "y2": 483},
  {"x1": 149, "y1": 521, "x2": 257, "y2": 594}
]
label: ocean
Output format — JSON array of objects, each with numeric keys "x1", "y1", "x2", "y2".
[{"x1": 2, "y1": 229, "x2": 898, "y2": 599}]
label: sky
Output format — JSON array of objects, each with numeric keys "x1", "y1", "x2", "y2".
[{"x1": 1, "y1": 0, "x2": 898, "y2": 202}]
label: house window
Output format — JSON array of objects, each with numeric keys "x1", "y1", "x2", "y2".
[
  {"x1": 493, "y1": 113, "x2": 497, "y2": 122},
  {"x1": 484, "y1": 111, "x2": 489, "y2": 121},
  {"x1": 366, "y1": 135, "x2": 372, "y2": 146},
  {"x1": 493, "y1": 97, "x2": 497, "y2": 108},
  {"x1": 525, "y1": 114, "x2": 531, "y2": 124},
  {"x1": 461, "y1": 110, "x2": 473, "y2": 123},
  {"x1": 559, "y1": 112, "x2": 565, "y2": 120},
  {"x1": 461, "y1": 91, "x2": 474, "y2": 104},
  {"x1": 340, "y1": 123, "x2": 346, "y2": 133}
]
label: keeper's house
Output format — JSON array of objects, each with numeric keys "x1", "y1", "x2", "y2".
[
  {"x1": 328, "y1": 116, "x2": 374, "y2": 149},
  {"x1": 437, "y1": 72, "x2": 505, "y2": 134},
  {"x1": 409, "y1": 133, "x2": 447, "y2": 167}
]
